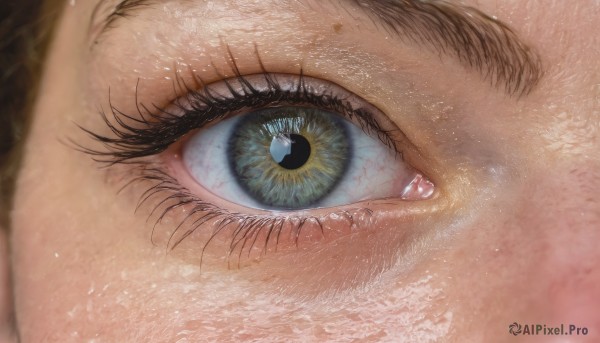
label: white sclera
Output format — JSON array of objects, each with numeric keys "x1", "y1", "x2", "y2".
[
  {"x1": 319, "y1": 123, "x2": 417, "y2": 207},
  {"x1": 184, "y1": 116, "x2": 266, "y2": 209}
]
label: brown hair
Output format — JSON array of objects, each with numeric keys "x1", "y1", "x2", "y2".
[{"x1": 0, "y1": 0, "x2": 64, "y2": 227}]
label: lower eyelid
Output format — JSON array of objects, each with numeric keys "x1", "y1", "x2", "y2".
[
  {"x1": 148, "y1": 142, "x2": 437, "y2": 257},
  {"x1": 82, "y1": 134, "x2": 442, "y2": 271}
]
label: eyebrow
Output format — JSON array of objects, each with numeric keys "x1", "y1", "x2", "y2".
[{"x1": 92, "y1": 0, "x2": 543, "y2": 96}]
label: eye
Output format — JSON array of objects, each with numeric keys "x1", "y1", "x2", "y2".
[
  {"x1": 175, "y1": 74, "x2": 434, "y2": 211},
  {"x1": 184, "y1": 105, "x2": 431, "y2": 210},
  {"x1": 80, "y1": 70, "x2": 436, "y2": 255}
]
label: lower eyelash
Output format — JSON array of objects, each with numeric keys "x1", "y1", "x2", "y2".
[{"x1": 121, "y1": 161, "x2": 373, "y2": 267}]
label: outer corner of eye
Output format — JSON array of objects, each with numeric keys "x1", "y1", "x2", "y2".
[{"x1": 174, "y1": 100, "x2": 435, "y2": 212}]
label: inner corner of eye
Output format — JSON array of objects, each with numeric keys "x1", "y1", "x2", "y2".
[
  {"x1": 173, "y1": 84, "x2": 433, "y2": 211},
  {"x1": 399, "y1": 172, "x2": 435, "y2": 201}
]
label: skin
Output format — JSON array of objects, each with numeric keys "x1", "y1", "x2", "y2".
[{"x1": 3, "y1": 0, "x2": 599, "y2": 341}]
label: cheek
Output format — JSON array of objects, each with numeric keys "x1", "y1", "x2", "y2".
[
  {"x1": 11, "y1": 165, "x2": 200, "y2": 341},
  {"x1": 10, "y1": 135, "x2": 164, "y2": 340},
  {"x1": 443, "y1": 163, "x2": 600, "y2": 337},
  {"x1": 521, "y1": 167, "x2": 600, "y2": 330}
]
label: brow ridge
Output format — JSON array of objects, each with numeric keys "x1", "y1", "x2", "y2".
[{"x1": 93, "y1": 0, "x2": 543, "y2": 96}]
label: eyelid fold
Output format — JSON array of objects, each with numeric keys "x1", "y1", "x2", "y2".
[{"x1": 81, "y1": 71, "x2": 403, "y2": 164}]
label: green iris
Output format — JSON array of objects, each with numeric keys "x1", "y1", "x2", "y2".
[{"x1": 228, "y1": 107, "x2": 351, "y2": 209}]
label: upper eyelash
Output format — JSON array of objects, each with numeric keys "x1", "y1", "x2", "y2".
[
  {"x1": 79, "y1": 68, "x2": 399, "y2": 165},
  {"x1": 75, "y1": 56, "x2": 401, "y2": 266}
]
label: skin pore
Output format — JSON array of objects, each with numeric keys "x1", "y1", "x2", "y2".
[{"x1": 5, "y1": 0, "x2": 600, "y2": 341}]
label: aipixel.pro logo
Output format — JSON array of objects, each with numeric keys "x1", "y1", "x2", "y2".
[
  {"x1": 509, "y1": 322, "x2": 522, "y2": 336},
  {"x1": 509, "y1": 322, "x2": 589, "y2": 336}
]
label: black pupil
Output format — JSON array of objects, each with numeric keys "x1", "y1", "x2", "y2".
[{"x1": 270, "y1": 134, "x2": 311, "y2": 170}]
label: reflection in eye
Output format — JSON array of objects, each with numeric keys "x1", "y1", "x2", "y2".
[{"x1": 185, "y1": 105, "x2": 427, "y2": 210}]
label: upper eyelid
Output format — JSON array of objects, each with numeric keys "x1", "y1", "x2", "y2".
[
  {"x1": 90, "y1": 0, "x2": 544, "y2": 97},
  {"x1": 182, "y1": 73, "x2": 400, "y2": 147},
  {"x1": 78, "y1": 71, "x2": 402, "y2": 165}
]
